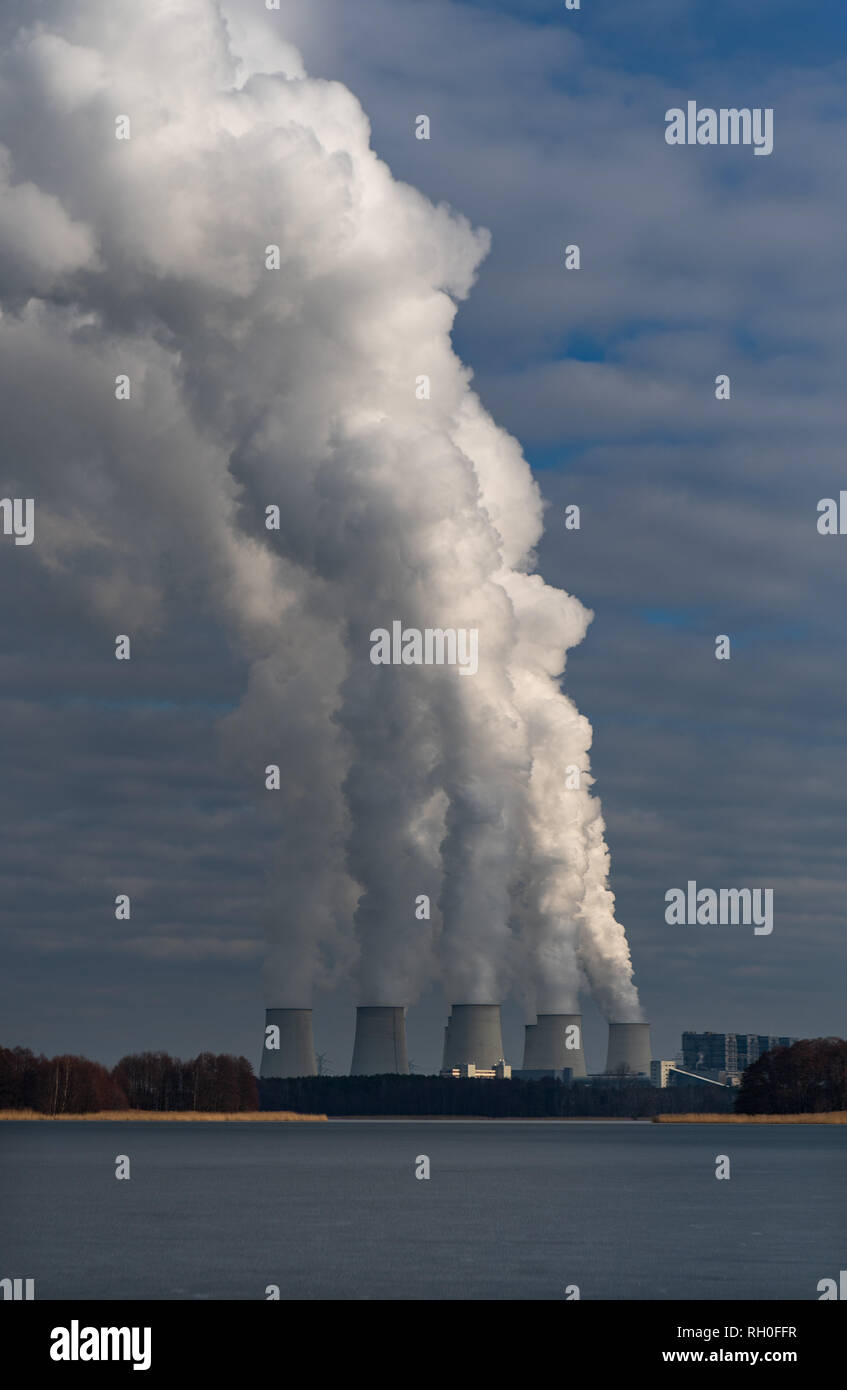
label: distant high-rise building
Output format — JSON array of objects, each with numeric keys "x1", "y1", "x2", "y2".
[
  {"x1": 650, "y1": 1060, "x2": 676, "y2": 1088},
  {"x1": 682, "y1": 1032, "x2": 796, "y2": 1073}
]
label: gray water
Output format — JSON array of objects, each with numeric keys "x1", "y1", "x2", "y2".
[{"x1": 1, "y1": 1119, "x2": 844, "y2": 1300}]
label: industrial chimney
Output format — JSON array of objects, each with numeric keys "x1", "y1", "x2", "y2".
[
  {"x1": 350, "y1": 1006, "x2": 409, "y2": 1075},
  {"x1": 441, "y1": 1004, "x2": 505, "y2": 1071},
  {"x1": 260, "y1": 1008, "x2": 317, "y2": 1078},
  {"x1": 522, "y1": 1013, "x2": 587, "y2": 1077},
  {"x1": 605, "y1": 1021, "x2": 652, "y2": 1077}
]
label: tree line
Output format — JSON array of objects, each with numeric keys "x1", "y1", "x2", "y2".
[
  {"x1": 258, "y1": 1074, "x2": 735, "y2": 1118},
  {"x1": 0, "y1": 1047, "x2": 258, "y2": 1113},
  {"x1": 735, "y1": 1038, "x2": 847, "y2": 1114},
  {"x1": 4, "y1": 1036, "x2": 841, "y2": 1115}
]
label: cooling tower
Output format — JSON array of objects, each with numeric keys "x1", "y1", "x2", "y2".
[
  {"x1": 260, "y1": 1008, "x2": 317, "y2": 1078},
  {"x1": 350, "y1": 1006, "x2": 409, "y2": 1075},
  {"x1": 605, "y1": 1021, "x2": 652, "y2": 1076},
  {"x1": 522, "y1": 1013, "x2": 587, "y2": 1077},
  {"x1": 442, "y1": 1004, "x2": 505, "y2": 1071}
]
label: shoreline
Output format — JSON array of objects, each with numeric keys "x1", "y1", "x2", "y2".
[
  {"x1": 0, "y1": 1111, "x2": 645, "y2": 1123},
  {"x1": 653, "y1": 1111, "x2": 847, "y2": 1124},
  {"x1": 0, "y1": 1109, "x2": 326, "y2": 1122},
  {"x1": 5, "y1": 1110, "x2": 843, "y2": 1124}
]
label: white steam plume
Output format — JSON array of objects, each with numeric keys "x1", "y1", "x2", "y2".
[
  {"x1": 451, "y1": 402, "x2": 643, "y2": 1022},
  {"x1": 0, "y1": 0, "x2": 642, "y2": 1022}
]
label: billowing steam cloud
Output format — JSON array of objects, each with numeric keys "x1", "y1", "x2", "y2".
[{"x1": 0, "y1": 0, "x2": 641, "y2": 1022}]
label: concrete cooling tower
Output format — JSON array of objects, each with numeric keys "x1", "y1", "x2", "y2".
[
  {"x1": 522, "y1": 1013, "x2": 587, "y2": 1077},
  {"x1": 260, "y1": 1008, "x2": 317, "y2": 1078},
  {"x1": 605, "y1": 1021, "x2": 652, "y2": 1076},
  {"x1": 350, "y1": 1006, "x2": 409, "y2": 1075},
  {"x1": 441, "y1": 1004, "x2": 505, "y2": 1071}
]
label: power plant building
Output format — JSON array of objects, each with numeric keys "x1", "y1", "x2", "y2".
[
  {"x1": 260, "y1": 1008, "x2": 317, "y2": 1078},
  {"x1": 260, "y1": 1007, "x2": 682, "y2": 1085},
  {"x1": 443, "y1": 1061, "x2": 512, "y2": 1079},
  {"x1": 441, "y1": 1004, "x2": 506, "y2": 1072},
  {"x1": 521, "y1": 1013, "x2": 587, "y2": 1078},
  {"x1": 605, "y1": 1021, "x2": 652, "y2": 1076},
  {"x1": 350, "y1": 1006, "x2": 409, "y2": 1075}
]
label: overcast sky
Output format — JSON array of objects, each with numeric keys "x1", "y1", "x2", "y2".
[{"x1": 1, "y1": 0, "x2": 846, "y2": 1075}]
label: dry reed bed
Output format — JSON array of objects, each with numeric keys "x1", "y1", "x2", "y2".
[
  {"x1": 0, "y1": 1109, "x2": 326, "y2": 1122},
  {"x1": 653, "y1": 1112, "x2": 847, "y2": 1124}
]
